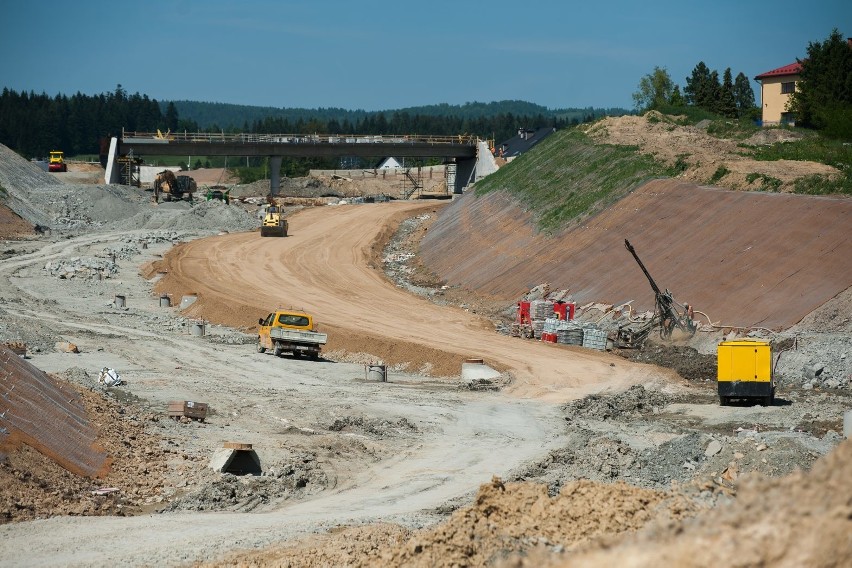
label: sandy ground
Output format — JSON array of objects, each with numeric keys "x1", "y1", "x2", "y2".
[
  {"x1": 151, "y1": 201, "x2": 663, "y2": 402},
  {"x1": 0, "y1": 215, "x2": 577, "y2": 565}
]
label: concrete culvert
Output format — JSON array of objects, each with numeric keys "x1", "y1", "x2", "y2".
[{"x1": 209, "y1": 443, "x2": 262, "y2": 475}]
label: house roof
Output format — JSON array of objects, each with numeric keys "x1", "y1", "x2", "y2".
[{"x1": 754, "y1": 62, "x2": 802, "y2": 80}]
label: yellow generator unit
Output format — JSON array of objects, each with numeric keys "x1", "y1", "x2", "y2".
[{"x1": 717, "y1": 340, "x2": 775, "y2": 406}]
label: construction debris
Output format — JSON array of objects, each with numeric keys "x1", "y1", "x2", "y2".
[{"x1": 167, "y1": 400, "x2": 208, "y2": 422}]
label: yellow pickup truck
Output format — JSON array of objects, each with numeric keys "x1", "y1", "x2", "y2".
[{"x1": 257, "y1": 309, "x2": 327, "y2": 360}]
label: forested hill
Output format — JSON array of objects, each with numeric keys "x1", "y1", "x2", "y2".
[{"x1": 163, "y1": 99, "x2": 629, "y2": 131}]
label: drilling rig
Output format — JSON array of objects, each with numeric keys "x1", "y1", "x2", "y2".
[{"x1": 615, "y1": 239, "x2": 697, "y2": 348}]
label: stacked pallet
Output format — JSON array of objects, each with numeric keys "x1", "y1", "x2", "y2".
[
  {"x1": 529, "y1": 300, "x2": 554, "y2": 338},
  {"x1": 530, "y1": 300, "x2": 554, "y2": 320}
]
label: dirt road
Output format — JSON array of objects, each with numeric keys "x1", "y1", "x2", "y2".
[
  {"x1": 156, "y1": 201, "x2": 664, "y2": 402},
  {"x1": 0, "y1": 222, "x2": 571, "y2": 565}
]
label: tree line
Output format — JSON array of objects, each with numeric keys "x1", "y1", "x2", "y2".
[
  {"x1": 0, "y1": 86, "x2": 624, "y2": 160},
  {"x1": 788, "y1": 29, "x2": 852, "y2": 138},
  {"x1": 167, "y1": 99, "x2": 625, "y2": 131},
  {"x1": 632, "y1": 29, "x2": 851, "y2": 137},
  {"x1": 632, "y1": 64, "x2": 756, "y2": 119},
  {"x1": 0, "y1": 85, "x2": 171, "y2": 159}
]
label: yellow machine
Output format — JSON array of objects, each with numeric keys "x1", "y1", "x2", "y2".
[
  {"x1": 153, "y1": 170, "x2": 197, "y2": 203},
  {"x1": 257, "y1": 309, "x2": 327, "y2": 359},
  {"x1": 48, "y1": 151, "x2": 67, "y2": 172},
  {"x1": 260, "y1": 205, "x2": 288, "y2": 237},
  {"x1": 717, "y1": 340, "x2": 775, "y2": 406}
]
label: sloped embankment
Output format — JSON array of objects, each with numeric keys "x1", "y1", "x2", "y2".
[{"x1": 419, "y1": 180, "x2": 852, "y2": 329}]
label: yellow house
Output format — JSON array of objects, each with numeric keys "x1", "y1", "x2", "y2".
[{"x1": 754, "y1": 62, "x2": 802, "y2": 126}]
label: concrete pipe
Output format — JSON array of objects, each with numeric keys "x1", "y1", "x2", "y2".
[{"x1": 366, "y1": 364, "x2": 387, "y2": 382}]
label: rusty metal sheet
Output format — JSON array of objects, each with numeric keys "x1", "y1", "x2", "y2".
[
  {"x1": 420, "y1": 180, "x2": 852, "y2": 329},
  {"x1": 0, "y1": 347, "x2": 109, "y2": 478}
]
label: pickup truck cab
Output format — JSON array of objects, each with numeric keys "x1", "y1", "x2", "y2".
[{"x1": 257, "y1": 309, "x2": 327, "y2": 360}]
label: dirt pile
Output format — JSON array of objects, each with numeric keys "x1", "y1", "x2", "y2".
[
  {"x1": 582, "y1": 113, "x2": 838, "y2": 192},
  {"x1": 221, "y1": 476, "x2": 694, "y2": 567},
  {"x1": 0, "y1": 142, "x2": 260, "y2": 234},
  {"x1": 223, "y1": 439, "x2": 852, "y2": 567},
  {"x1": 563, "y1": 384, "x2": 676, "y2": 420},
  {"x1": 0, "y1": 205, "x2": 34, "y2": 238},
  {"x1": 625, "y1": 345, "x2": 716, "y2": 383},
  {"x1": 164, "y1": 451, "x2": 327, "y2": 513},
  {"x1": 565, "y1": 440, "x2": 852, "y2": 567},
  {"x1": 0, "y1": 370, "x2": 171, "y2": 523}
]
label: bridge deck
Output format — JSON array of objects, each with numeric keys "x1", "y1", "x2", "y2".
[{"x1": 120, "y1": 131, "x2": 478, "y2": 159}]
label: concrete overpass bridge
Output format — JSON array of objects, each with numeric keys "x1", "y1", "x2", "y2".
[{"x1": 116, "y1": 131, "x2": 488, "y2": 194}]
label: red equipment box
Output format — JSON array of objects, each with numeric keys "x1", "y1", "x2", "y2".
[
  {"x1": 517, "y1": 301, "x2": 532, "y2": 324},
  {"x1": 553, "y1": 302, "x2": 575, "y2": 321}
]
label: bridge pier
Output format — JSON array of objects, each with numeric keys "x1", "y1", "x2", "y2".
[
  {"x1": 269, "y1": 156, "x2": 282, "y2": 196},
  {"x1": 454, "y1": 158, "x2": 476, "y2": 194}
]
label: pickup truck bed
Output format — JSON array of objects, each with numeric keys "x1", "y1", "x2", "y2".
[{"x1": 264, "y1": 327, "x2": 327, "y2": 359}]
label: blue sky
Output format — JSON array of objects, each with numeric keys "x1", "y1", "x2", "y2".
[{"x1": 1, "y1": 0, "x2": 848, "y2": 111}]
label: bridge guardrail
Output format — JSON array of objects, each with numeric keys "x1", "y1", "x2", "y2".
[{"x1": 122, "y1": 131, "x2": 477, "y2": 146}]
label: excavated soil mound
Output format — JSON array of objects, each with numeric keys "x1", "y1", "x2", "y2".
[
  {"x1": 220, "y1": 440, "x2": 851, "y2": 567},
  {"x1": 420, "y1": 181, "x2": 852, "y2": 329},
  {"x1": 582, "y1": 113, "x2": 838, "y2": 192},
  {"x1": 0, "y1": 204, "x2": 34, "y2": 238},
  {"x1": 217, "y1": 477, "x2": 694, "y2": 567},
  {"x1": 0, "y1": 366, "x2": 171, "y2": 523},
  {"x1": 565, "y1": 440, "x2": 852, "y2": 567}
]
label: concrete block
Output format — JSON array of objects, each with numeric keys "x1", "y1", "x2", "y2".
[
  {"x1": 208, "y1": 448, "x2": 234, "y2": 472},
  {"x1": 705, "y1": 440, "x2": 722, "y2": 457}
]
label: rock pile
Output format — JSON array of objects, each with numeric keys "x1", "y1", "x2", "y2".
[{"x1": 0, "y1": 142, "x2": 260, "y2": 234}]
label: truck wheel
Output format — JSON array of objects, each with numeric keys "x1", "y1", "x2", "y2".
[
  {"x1": 273, "y1": 344, "x2": 283, "y2": 357},
  {"x1": 256, "y1": 340, "x2": 266, "y2": 354},
  {"x1": 310, "y1": 352, "x2": 319, "y2": 361}
]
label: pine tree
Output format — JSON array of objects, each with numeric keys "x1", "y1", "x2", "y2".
[
  {"x1": 719, "y1": 68, "x2": 737, "y2": 118},
  {"x1": 684, "y1": 62, "x2": 711, "y2": 106},
  {"x1": 669, "y1": 85, "x2": 685, "y2": 107},
  {"x1": 789, "y1": 28, "x2": 852, "y2": 136},
  {"x1": 733, "y1": 72, "x2": 756, "y2": 118}
]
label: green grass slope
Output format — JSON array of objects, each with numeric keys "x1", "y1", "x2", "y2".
[{"x1": 474, "y1": 129, "x2": 674, "y2": 234}]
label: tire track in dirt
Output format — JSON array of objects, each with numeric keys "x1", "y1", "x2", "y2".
[{"x1": 154, "y1": 202, "x2": 666, "y2": 402}]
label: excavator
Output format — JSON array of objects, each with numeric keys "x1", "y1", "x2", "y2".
[
  {"x1": 153, "y1": 170, "x2": 197, "y2": 203},
  {"x1": 615, "y1": 239, "x2": 697, "y2": 348}
]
